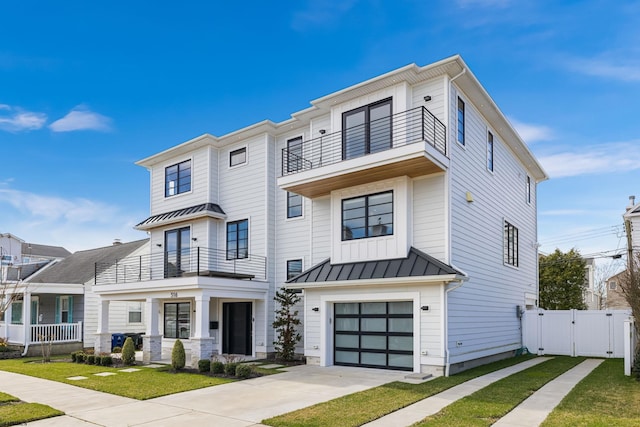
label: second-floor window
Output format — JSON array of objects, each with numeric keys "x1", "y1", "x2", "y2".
[
  {"x1": 342, "y1": 98, "x2": 392, "y2": 160},
  {"x1": 342, "y1": 191, "x2": 393, "y2": 241},
  {"x1": 286, "y1": 136, "x2": 303, "y2": 173},
  {"x1": 287, "y1": 259, "x2": 303, "y2": 280},
  {"x1": 287, "y1": 192, "x2": 303, "y2": 218},
  {"x1": 230, "y1": 147, "x2": 247, "y2": 167},
  {"x1": 227, "y1": 219, "x2": 248, "y2": 259},
  {"x1": 504, "y1": 220, "x2": 519, "y2": 267},
  {"x1": 526, "y1": 176, "x2": 532, "y2": 204},
  {"x1": 457, "y1": 97, "x2": 465, "y2": 146},
  {"x1": 165, "y1": 160, "x2": 191, "y2": 197},
  {"x1": 487, "y1": 131, "x2": 494, "y2": 171},
  {"x1": 609, "y1": 280, "x2": 617, "y2": 290}
]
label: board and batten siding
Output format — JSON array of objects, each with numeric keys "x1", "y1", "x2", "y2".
[{"x1": 447, "y1": 84, "x2": 538, "y2": 364}]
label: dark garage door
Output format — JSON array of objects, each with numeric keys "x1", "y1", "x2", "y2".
[{"x1": 334, "y1": 301, "x2": 413, "y2": 371}]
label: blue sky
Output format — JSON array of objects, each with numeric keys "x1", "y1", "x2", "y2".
[{"x1": 1, "y1": 1, "x2": 638, "y2": 270}]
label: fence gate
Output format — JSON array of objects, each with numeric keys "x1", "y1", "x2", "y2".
[{"x1": 522, "y1": 309, "x2": 631, "y2": 358}]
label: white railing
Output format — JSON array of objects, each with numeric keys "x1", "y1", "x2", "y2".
[{"x1": 29, "y1": 322, "x2": 82, "y2": 344}]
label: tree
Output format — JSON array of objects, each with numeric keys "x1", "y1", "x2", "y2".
[
  {"x1": 619, "y1": 255, "x2": 640, "y2": 343},
  {"x1": 272, "y1": 288, "x2": 302, "y2": 361},
  {"x1": 171, "y1": 339, "x2": 186, "y2": 370},
  {"x1": 539, "y1": 249, "x2": 587, "y2": 310},
  {"x1": 122, "y1": 337, "x2": 136, "y2": 366}
]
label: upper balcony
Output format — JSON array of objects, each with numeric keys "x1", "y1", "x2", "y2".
[{"x1": 278, "y1": 106, "x2": 447, "y2": 198}]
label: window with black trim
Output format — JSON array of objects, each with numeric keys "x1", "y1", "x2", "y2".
[
  {"x1": 457, "y1": 97, "x2": 465, "y2": 146},
  {"x1": 164, "y1": 302, "x2": 190, "y2": 339},
  {"x1": 287, "y1": 192, "x2": 302, "y2": 218},
  {"x1": 286, "y1": 136, "x2": 303, "y2": 173},
  {"x1": 287, "y1": 259, "x2": 303, "y2": 280},
  {"x1": 230, "y1": 147, "x2": 247, "y2": 167},
  {"x1": 165, "y1": 160, "x2": 191, "y2": 197},
  {"x1": 526, "y1": 176, "x2": 532, "y2": 204},
  {"x1": 504, "y1": 221, "x2": 519, "y2": 267},
  {"x1": 342, "y1": 98, "x2": 392, "y2": 160},
  {"x1": 227, "y1": 219, "x2": 248, "y2": 259},
  {"x1": 342, "y1": 191, "x2": 393, "y2": 241},
  {"x1": 487, "y1": 131, "x2": 494, "y2": 171}
]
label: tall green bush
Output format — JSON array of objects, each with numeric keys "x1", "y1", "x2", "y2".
[
  {"x1": 171, "y1": 339, "x2": 186, "y2": 370},
  {"x1": 122, "y1": 337, "x2": 136, "y2": 366},
  {"x1": 272, "y1": 288, "x2": 302, "y2": 361}
]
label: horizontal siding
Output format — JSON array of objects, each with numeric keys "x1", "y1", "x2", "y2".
[
  {"x1": 410, "y1": 76, "x2": 446, "y2": 123},
  {"x1": 413, "y1": 174, "x2": 447, "y2": 261}
]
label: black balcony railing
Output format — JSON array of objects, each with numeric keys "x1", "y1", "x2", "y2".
[
  {"x1": 94, "y1": 247, "x2": 267, "y2": 285},
  {"x1": 281, "y1": 106, "x2": 446, "y2": 176}
]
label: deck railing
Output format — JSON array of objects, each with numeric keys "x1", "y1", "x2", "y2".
[
  {"x1": 95, "y1": 247, "x2": 267, "y2": 285},
  {"x1": 30, "y1": 322, "x2": 82, "y2": 344},
  {"x1": 281, "y1": 106, "x2": 446, "y2": 176}
]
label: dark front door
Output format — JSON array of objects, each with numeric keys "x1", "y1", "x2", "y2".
[{"x1": 222, "y1": 302, "x2": 252, "y2": 355}]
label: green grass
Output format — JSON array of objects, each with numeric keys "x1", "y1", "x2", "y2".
[
  {"x1": 414, "y1": 356, "x2": 584, "y2": 426},
  {"x1": 263, "y1": 355, "x2": 535, "y2": 427},
  {"x1": 0, "y1": 392, "x2": 63, "y2": 427},
  {"x1": 542, "y1": 359, "x2": 640, "y2": 427},
  {"x1": 0, "y1": 358, "x2": 235, "y2": 400}
]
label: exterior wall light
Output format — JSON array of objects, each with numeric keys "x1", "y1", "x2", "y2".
[
  {"x1": 421, "y1": 305, "x2": 429, "y2": 311},
  {"x1": 312, "y1": 307, "x2": 319, "y2": 312}
]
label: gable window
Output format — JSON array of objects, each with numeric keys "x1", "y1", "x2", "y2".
[
  {"x1": 526, "y1": 176, "x2": 532, "y2": 204},
  {"x1": 342, "y1": 191, "x2": 393, "y2": 241},
  {"x1": 504, "y1": 221, "x2": 519, "y2": 267},
  {"x1": 487, "y1": 131, "x2": 494, "y2": 171},
  {"x1": 342, "y1": 98, "x2": 392, "y2": 160},
  {"x1": 457, "y1": 97, "x2": 465, "y2": 146},
  {"x1": 287, "y1": 259, "x2": 303, "y2": 280},
  {"x1": 609, "y1": 281, "x2": 617, "y2": 290},
  {"x1": 286, "y1": 136, "x2": 303, "y2": 173},
  {"x1": 227, "y1": 219, "x2": 248, "y2": 259},
  {"x1": 165, "y1": 160, "x2": 191, "y2": 197},
  {"x1": 128, "y1": 302, "x2": 142, "y2": 323},
  {"x1": 165, "y1": 227, "x2": 190, "y2": 278},
  {"x1": 164, "y1": 302, "x2": 190, "y2": 339},
  {"x1": 287, "y1": 192, "x2": 303, "y2": 218},
  {"x1": 230, "y1": 147, "x2": 247, "y2": 167}
]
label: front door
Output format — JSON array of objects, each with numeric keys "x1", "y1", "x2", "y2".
[{"x1": 222, "y1": 302, "x2": 252, "y2": 355}]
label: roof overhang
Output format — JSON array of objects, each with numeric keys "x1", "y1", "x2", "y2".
[
  {"x1": 135, "y1": 203, "x2": 226, "y2": 231},
  {"x1": 285, "y1": 274, "x2": 466, "y2": 290}
]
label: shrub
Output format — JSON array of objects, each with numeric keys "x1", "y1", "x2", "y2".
[
  {"x1": 112, "y1": 346, "x2": 122, "y2": 353},
  {"x1": 100, "y1": 355, "x2": 113, "y2": 366},
  {"x1": 122, "y1": 337, "x2": 136, "y2": 366},
  {"x1": 198, "y1": 359, "x2": 211, "y2": 373},
  {"x1": 86, "y1": 355, "x2": 95, "y2": 364},
  {"x1": 70, "y1": 351, "x2": 80, "y2": 362},
  {"x1": 224, "y1": 362, "x2": 239, "y2": 376},
  {"x1": 235, "y1": 364, "x2": 252, "y2": 379},
  {"x1": 171, "y1": 339, "x2": 186, "y2": 370},
  {"x1": 75, "y1": 353, "x2": 86, "y2": 363},
  {"x1": 211, "y1": 361, "x2": 224, "y2": 374}
]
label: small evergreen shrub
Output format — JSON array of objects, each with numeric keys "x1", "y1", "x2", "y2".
[
  {"x1": 122, "y1": 337, "x2": 136, "y2": 366},
  {"x1": 171, "y1": 339, "x2": 186, "y2": 370},
  {"x1": 224, "y1": 362, "x2": 239, "y2": 376},
  {"x1": 75, "y1": 353, "x2": 86, "y2": 363},
  {"x1": 101, "y1": 355, "x2": 113, "y2": 366},
  {"x1": 112, "y1": 346, "x2": 122, "y2": 353},
  {"x1": 86, "y1": 354, "x2": 95, "y2": 364},
  {"x1": 235, "y1": 364, "x2": 252, "y2": 379},
  {"x1": 70, "y1": 351, "x2": 80, "y2": 362},
  {"x1": 198, "y1": 359, "x2": 211, "y2": 373},
  {"x1": 211, "y1": 361, "x2": 224, "y2": 374}
]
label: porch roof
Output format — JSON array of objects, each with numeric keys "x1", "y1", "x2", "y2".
[{"x1": 135, "y1": 203, "x2": 226, "y2": 230}]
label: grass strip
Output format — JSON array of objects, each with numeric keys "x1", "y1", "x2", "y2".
[
  {"x1": 263, "y1": 354, "x2": 535, "y2": 427},
  {"x1": 414, "y1": 356, "x2": 585, "y2": 426},
  {"x1": 0, "y1": 391, "x2": 63, "y2": 427},
  {"x1": 0, "y1": 392, "x2": 19, "y2": 404},
  {"x1": 0, "y1": 358, "x2": 234, "y2": 400},
  {"x1": 542, "y1": 359, "x2": 640, "y2": 427}
]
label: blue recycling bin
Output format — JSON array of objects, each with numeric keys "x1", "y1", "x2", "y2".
[{"x1": 111, "y1": 333, "x2": 126, "y2": 351}]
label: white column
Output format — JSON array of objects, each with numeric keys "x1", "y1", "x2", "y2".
[
  {"x1": 96, "y1": 299, "x2": 110, "y2": 333},
  {"x1": 23, "y1": 291, "x2": 31, "y2": 344},
  {"x1": 143, "y1": 298, "x2": 161, "y2": 364},
  {"x1": 145, "y1": 298, "x2": 159, "y2": 336},
  {"x1": 194, "y1": 295, "x2": 210, "y2": 338},
  {"x1": 3, "y1": 298, "x2": 11, "y2": 341}
]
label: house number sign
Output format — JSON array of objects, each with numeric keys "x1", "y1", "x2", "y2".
[{"x1": 170, "y1": 292, "x2": 178, "y2": 298}]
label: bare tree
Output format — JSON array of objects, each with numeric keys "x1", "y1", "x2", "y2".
[
  {"x1": 594, "y1": 259, "x2": 625, "y2": 309},
  {"x1": 619, "y1": 254, "x2": 640, "y2": 350}
]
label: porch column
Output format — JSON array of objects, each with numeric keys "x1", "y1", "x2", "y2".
[
  {"x1": 191, "y1": 295, "x2": 213, "y2": 367},
  {"x1": 23, "y1": 291, "x2": 31, "y2": 344},
  {"x1": 143, "y1": 298, "x2": 161, "y2": 364},
  {"x1": 3, "y1": 298, "x2": 11, "y2": 342},
  {"x1": 95, "y1": 299, "x2": 111, "y2": 354}
]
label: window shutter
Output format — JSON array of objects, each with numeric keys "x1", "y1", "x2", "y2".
[
  {"x1": 68, "y1": 296, "x2": 73, "y2": 323},
  {"x1": 55, "y1": 296, "x2": 60, "y2": 323}
]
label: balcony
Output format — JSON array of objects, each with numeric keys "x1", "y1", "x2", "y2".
[
  {"x1": 94, "y1": 247, "x2": 267, "y2": 285},
  {"x1": 279, "y1": 106, "x2": 447, "y2": 198}
]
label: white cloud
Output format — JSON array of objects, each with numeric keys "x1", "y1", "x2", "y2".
[
  {"x1": 509, "y1": 117, "x2": 554, "y2": 143},
  {"x1": 537, "y1": 141, "x2": 640, "y2": 178},
  {"x1": 49, "y1": 106, "x2": 112, "y2": 132},
  {"x1": 567, "y1": 56, "x2": 640, "y2": 82},
  {"x1": 292, "y1": 0, "x2": 357, "y2": 31},
  {"x1": 0, "y1": 104, "x2": 47, "y2": 132}
]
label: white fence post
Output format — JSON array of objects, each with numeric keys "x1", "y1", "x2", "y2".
[{"x1": 624, "y1": 319, "x2": 635, "y2": 376}]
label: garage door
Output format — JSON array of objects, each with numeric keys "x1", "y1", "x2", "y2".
[{"x1": 334, "y1": 301, "x2": 413, "y2": 371}]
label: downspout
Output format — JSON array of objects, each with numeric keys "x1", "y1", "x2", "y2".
[
  {"x1": 21, "y1": 290, "x2": 31, "y2": 357},
  {"x1": 444, "y1": 278, "x2": 465, "y2": 377}
]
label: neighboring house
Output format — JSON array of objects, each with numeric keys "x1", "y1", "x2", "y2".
[
  {"x1": 605, "y1": 271, "x2": 628, "y2": 309},
  {"x1": 1, "y1": 239, "x2": 148, "y2": 355},
  {"x1": 0, "y1": 233, "x2": 70, "y2": 265},
  {"x1": 583, "y1": 257, "x2": 604, "y2": 310},
  {"x1": 0, "y1": 233, "x2": 25, "y2": 265},
  {"x1": 93, "y1": 55, "x2": 548, "y2": 375}
]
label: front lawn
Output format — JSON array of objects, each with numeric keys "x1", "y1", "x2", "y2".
[
  {"x1": 542, "y1": 359, "x2": 640, "y2": 427},
  {"x1": 0, "y1": 358, "x2": 235, "y2": 400},
  {"x1": 0, "y1": 392, "x2": 62, "y2": 427}
]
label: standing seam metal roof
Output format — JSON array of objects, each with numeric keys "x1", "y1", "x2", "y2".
[{"x1": 135, "y1": 203, "x2": 225, "y2": 228}]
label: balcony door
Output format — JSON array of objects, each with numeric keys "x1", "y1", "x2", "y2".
[
  {"x1": 342, "y1": 98, "x2": 392, "y2": 160},
  {"x1": 165, "y1": 227, "x2": 190, "y2": 278}
]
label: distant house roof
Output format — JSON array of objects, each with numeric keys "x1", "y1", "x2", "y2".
[
  {"x1": 22, "y1": 242, "x2": 71, "y2": 259},
  {"x1": 135, "y1": 203, "x2": 225, "y2": 230},
  {"x1": 27, "y1": 239, "x2": 148, "y2": 285},
  {"x1": 4, "y1": 261, "x2": 50, "y2": 281},
  {"x1": 287, "y1": 247, "x2": 465, "y2": 285}
]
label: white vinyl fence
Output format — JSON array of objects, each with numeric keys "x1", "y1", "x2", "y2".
[{"x1": 522, "y1": 309, "x2": 632, "y2": 358}]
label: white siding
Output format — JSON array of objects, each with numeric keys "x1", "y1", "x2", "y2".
[
  {"x1": 311, "y1": 196, "x2": 331, "y2": 265},
  {"x1": 413, "y1": 174, "x2": 447, "y2": 261},
  {"x1": 410, "y1": 76, "x2": 447, "y2": 122}
]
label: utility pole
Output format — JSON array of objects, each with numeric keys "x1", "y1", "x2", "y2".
[{"x1": 626, "y1": 218, "x2": 634, "y2": 271}]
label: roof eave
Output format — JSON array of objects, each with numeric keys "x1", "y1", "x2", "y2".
[
  {"x1": 135, "y1": 211, "x2": 226, "y2": 231},
  {"x1": 285, "y1": 274, "x2": 466, "y2": 289}
]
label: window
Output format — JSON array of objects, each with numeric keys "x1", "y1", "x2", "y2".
[
  {"x1": 487, "y1": 131, "x2": 494, "y2": 171},
  {"x1": 342, "y1": 98, "x2": 392, "y2": 160},
  {"x1": 504, "y1": 221, "x2": 519, "y2": 267},
  {"x1": 230, "y1": 147, "x2": 247, "y2": 167},
  {"x1": 164, "y1": 227, "x2": 190, "y2": 278},
  {"x1": 165, "y1": 160, "x2": 191, "y2": 197},
  {"x1": 526, "y1": 176, "x2": 532, "y2": 204},
  {"x1": 342, "y1": 191, "x2": 393, "y2": 241},
  {"x1": 609, "y1": 281, "x2": 617, "y2": 290},
  {"x1": 164, "y1": 302, "x2": 190, "y2": 339},
  {"x1": 128, "y1": 302, "x2": 142, "y2": 323},
  {"x1": 287, "y1": 259, "x2": 303, "y2": 280},
  {"x1": 227, "y1": 219, "x2": 248, "y2": 259},
  {"x1": 287, "y1": 192, "x2": 303, "y2": 218},
  {"x1": 11, "y1": 300, "x2": 22, "y2": 325},
  {"x1": 55, "y1": 296, "x2": 73, "y2": 323},
  {"x1": 457, "y1": 97, "x2": 465, "y2": 146},
  {"x1": 286, "y1": 136, "x2": 303, "y2": 173}
]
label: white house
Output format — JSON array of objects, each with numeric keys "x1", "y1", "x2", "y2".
[{"x1": 93, "y1": 55, "x2": 548, "y2": 375}]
